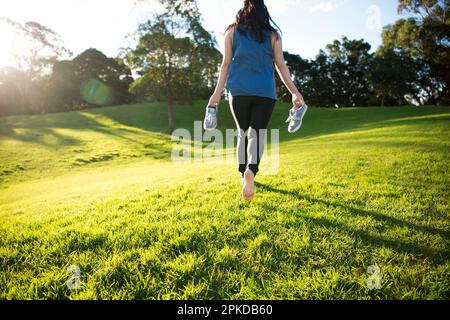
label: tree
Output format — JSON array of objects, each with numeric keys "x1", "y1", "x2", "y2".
[
  {"x1": 126, "y1": 14, "x2": 198, "y2": 133},
  {"x1": 0, "y1": 67, "x2": 29, "y2": 116},
  {"x1": 380, "y1": 0, "x2": 449, "y2": 104},
  {"x1": 307, "y1": 51, "x2": 335, "y2": 107},
  {"x1": 398, "y1": 0, "x2": 449, "y2": 21},
  {"x1": 369, "y1": 49, "x2": 418, "y2": 106},
  {"x1": 72, "y1": 49, "x2": 134, "y2": 105},
  {"x1": 0, "y1": 18, "x2": 71, "y2": 77},
  {"x1": 125, "y1": 9, "x2": 221, "y2": 133},
  {"x1": 0, "y1": 18, "x2": 72, "y2": 115},
  {"x1": 323, "y1": 37, "x2": 373, "y2": 107},
  {"x1": 45, "y1": 60, "x2": 80, "y2": 112},
  {"x1": 278, "y1": 37, "x2": 372, "y2": 108},
  {"x1": 46, "y1": 49, "x2": 134, "y2": 113}
]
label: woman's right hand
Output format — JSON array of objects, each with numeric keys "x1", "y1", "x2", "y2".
[
  {"x1": 208, "y1": 92, "x2": 221, "y2": 107},
  {"x1": 292, "y1": 92, "x2": 305, "y2": 109}
]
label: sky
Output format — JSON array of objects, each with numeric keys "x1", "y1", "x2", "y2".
[{"x1": 0, "y1": 0, "x2": 403, "y2": 68}]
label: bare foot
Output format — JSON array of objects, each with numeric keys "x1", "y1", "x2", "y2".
[{"x1": 242, "y1": 169, "x2": 255, "y2": 201}]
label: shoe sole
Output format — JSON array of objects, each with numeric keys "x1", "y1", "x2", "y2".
[{"x1": 203, "y1": 125, "x2": 217, "y2": 131}]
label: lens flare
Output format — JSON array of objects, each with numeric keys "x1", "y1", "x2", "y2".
[{"x1": 80, "y1": 79, "x2": 113, "y2": 106}]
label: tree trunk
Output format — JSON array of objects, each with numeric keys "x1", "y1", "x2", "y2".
[{"x1": 165, "y1": 94, "x2": 175, "y2": 134}]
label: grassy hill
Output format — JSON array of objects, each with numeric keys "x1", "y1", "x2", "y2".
[{"x1": 0, "y1": 101, "x2": 449, "y2": 299}]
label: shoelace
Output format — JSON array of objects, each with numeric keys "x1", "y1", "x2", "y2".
[{"x1": 286, "y1": 107, "x2": 302, "y2": 123}]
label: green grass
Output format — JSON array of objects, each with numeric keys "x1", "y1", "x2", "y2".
[{"x1": 0, "y1": 101, "x2": 449, "y2": 300}]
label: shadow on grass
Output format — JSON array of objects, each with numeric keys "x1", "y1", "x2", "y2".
[
  {"x1": 255, "y1": 182, "x2": 449, "y2": 262},
  {"x1": 271, "y1": 107, "x2": 450, "y2": 144},
  {"x1": 0, "y1": 112, "x2": 97, "y2": 148},
  {"x1": 77, "y1": 114, "x2": 174, "y2": 160},
  {"x1": 0, "y1": 123, "x2": 84, "y2": 148},
  {"x1": 1, "y1": 103, "x2": 448, "y2": 148},
  {"x1": 0, "y1": 106, "x2": 174, "y2": 160}
]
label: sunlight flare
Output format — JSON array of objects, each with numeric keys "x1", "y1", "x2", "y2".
[
  {"x1": 0, "y1": 22, "x2": 15, "y2": 68},
  {"x1": 0, "y1": 20, "x2": 30, "y2": 69}
]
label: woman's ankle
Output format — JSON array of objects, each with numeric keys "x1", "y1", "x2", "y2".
[{"x1": 247, "y1": 165, "x2": 258, "y2": 178}]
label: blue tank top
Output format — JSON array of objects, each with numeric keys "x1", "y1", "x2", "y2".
[{"x1": 226, "y1": 25, "x2": 277, "y2": 101}]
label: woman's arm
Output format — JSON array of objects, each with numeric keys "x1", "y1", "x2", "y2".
[
  {"x1": 272, "y1": 32, "x2": 305, "y2": 108},
  {"x1": 208, "y1": 27, "x2": 234, "y2": 107}
]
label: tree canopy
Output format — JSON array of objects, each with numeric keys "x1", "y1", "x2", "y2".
[
  {"x1": 125, "y1": 2, "x2": 222, "y2": 133},
  {"x1": 379, "y1": 0, "x2": 449, "y2": 104}
]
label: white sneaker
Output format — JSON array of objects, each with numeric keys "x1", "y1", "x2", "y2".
[
  {"x1": 286, "y1": 103, "x2": 308, "y2": 133},
  {"x1": 203, "y1": 106, "x2": 218, "y2": 131}
]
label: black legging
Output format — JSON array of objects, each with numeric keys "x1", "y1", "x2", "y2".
[{"x1": 229, "y1": 95, "x2": 276, "y2": 178}]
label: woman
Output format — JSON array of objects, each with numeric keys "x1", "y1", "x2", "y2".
[{"x1": 205, "y1": 0, "x2": 308, "y2": 201}]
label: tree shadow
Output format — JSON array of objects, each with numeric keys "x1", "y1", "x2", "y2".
[
  {"x1": 269, "y1": 106, "x2": 450, "y2": 144},
  {"x1": 0, "y1": 121, "x2": 84, "y2": 148},
  {"x1": 255, "y1": 182, "x2": 449, "y2": 262},
  {"x1": 77, "y1": 114, "x2": 174, "y2": 160},
  {"x1": 0, "y1": 112, "x2": 97, "y2": 148},
  {"x1": 1, "y1": 103, "x2": 448, "y2": 149},
  {"x1": 0, "y1": 108, "x2": 174, "y2": 159}
]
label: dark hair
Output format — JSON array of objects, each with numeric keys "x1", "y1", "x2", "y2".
[{"x1": 226, "y1": 0, "x2": 282, "y2": 43}]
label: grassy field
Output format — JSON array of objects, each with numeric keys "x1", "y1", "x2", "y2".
[{"x1": 0, "y1": 101, "x2": 449, "y2": 299}]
